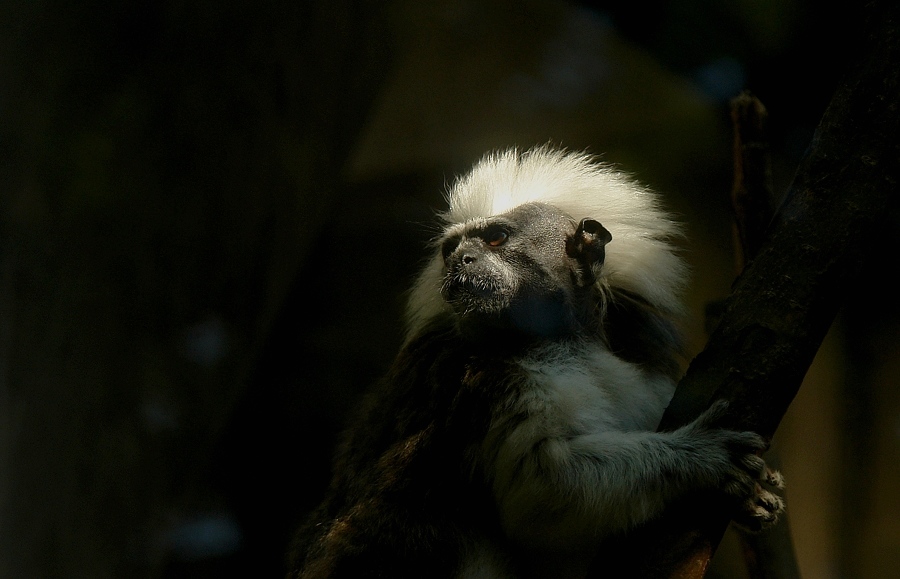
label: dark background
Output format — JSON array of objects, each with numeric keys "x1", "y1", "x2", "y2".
[{"x1": 2, "y1": 1, "x2": 897, "y2": 577}]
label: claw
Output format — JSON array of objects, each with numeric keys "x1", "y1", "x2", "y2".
[
  {"x1": 765, "y1": 468, "x2": 785, "y2": 489},
  {"x1": 758, "y1": 489, "x2": 785, "y2": 513}
]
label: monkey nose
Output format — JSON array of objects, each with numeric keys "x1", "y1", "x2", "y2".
[{"x1": 462, "y1": 253, "x2": 477, "y2": 265}]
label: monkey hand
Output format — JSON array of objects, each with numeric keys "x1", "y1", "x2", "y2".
[{"x1": 677, "y1": 400, "x2": 786, "y2": 533}]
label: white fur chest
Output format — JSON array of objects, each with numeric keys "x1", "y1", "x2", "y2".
[{"x1": 515, "y1": 340, "x2": 675, "y2": 434}]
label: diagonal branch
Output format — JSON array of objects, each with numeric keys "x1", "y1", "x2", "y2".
[
  {"x1": 587, "y1": 1, "x2": 899, "y2": 576},
  {"x1": 650, "y1": 0, "x2": 900, "y2": 575},
  {"x1": 661, "y1": 0, "x2": 899, "y2": 447}
]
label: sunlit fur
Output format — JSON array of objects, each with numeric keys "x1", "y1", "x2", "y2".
[{"x1": 405, "y1": 146, "x2": 687, "y2": 343}]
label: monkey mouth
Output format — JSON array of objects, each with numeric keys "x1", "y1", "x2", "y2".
[
  {"x1": 442, "y1": 275, "x2": 576, "y2": 340},
  {"x1": 440, "y1": 273, "x2": 509, "y2": 315}
]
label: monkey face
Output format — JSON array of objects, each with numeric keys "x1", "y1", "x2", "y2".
[{"x1": 438, "y1": 202, "x2": 610, "y2": 341}]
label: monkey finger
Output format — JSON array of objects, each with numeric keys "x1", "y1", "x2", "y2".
[
  {"x1": 755, "y1": 487, "x2": 785, "y2": 515},
  {"x1": 765, "y1": 467, "x2": 785, "y2": 489},
  {"x1": 739, "y1": 453, "x2": 767, "y2": 476},
  {"x1": 695, "y1": 399, "x2": 730, "y2": 429}
]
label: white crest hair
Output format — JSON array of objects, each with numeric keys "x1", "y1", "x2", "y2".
[{"x1": 405, "y1": 146, "x2": 688, "y2": 341}]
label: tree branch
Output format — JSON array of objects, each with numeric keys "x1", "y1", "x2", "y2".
[
  {"x1": 589, "y1": 0, "x2": 899, "y2": 575},
  {"x1": 656, "y1": 0, "x2": 899, "y2": 574},
  {"x1": 729, "y1": 91, "x2": 776, "y2": 274},
  {"x1": 661, "y1": 0, "x2": 899, "y2": 443}
]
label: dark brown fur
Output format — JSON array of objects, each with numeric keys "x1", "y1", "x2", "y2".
[{"x1": 289, "y1": 322, "x2": 526, "y2": 578}]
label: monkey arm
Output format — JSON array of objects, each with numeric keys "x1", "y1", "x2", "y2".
[{"x1": 483, "y1": 397, "x2": 781, "y2": 552}]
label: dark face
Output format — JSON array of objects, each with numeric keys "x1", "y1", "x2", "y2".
[{"x1": 439, "y1": 203, "x2": 609, "y2": 343}]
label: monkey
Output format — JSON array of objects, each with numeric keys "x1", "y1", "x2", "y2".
[{"x1": 287, "y1": 146, "x2": 784, "y2": 579}]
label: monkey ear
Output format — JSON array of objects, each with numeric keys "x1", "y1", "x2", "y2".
[
  {"x1": 567, "y1": 218, "x2": 612, "y2": 261},
  {"x1": 566, "y1": 218, "x2": 612, "y2": 285}
]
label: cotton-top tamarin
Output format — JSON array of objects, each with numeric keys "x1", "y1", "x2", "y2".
[{"x1": 288, "y1": 146, "x2": 784, "y2": 579}]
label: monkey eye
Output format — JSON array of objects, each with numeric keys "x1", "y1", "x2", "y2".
[{"x1": 483, "y1": 226, "x2": 509, "y2": 247}]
